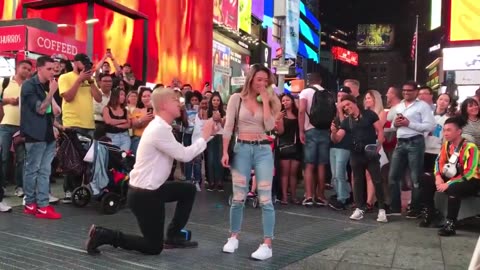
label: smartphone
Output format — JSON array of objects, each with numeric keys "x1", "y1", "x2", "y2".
[
  {"x1": 84, "y1": 62, "x2": 92, "y2": 72},
  {"x1": 147, "y1": 108, "x2": 153, "y2": 114},
  {"x1": 396, "y1": 113, "x2": 404, "y2": 119}
]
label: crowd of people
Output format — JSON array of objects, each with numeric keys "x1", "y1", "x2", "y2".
[{"x1": 0, "y1": 52, "x2": 479, "y2": 260}]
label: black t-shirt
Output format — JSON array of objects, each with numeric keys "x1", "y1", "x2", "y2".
[
  {"x1": 331, "y1": 116, "x2": 352, "y2": 150},
  {"x1": 340, "y1": 109, "x2": 379, "y2": 147}
]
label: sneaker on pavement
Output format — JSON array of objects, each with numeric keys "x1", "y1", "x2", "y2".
[
  {"x1": 14, "y1": 187, "x2": 24, "y2": 197},
  {"x1": 217, "y1": 185, "x2": 224, "y2": 192},
  {"x1": 386, "y1": 207, "x2": 402, "y2": 216},
  {"x1": 251, "y1": 244, "x2": 272, "y2": 260},
  {"x1": 222, "y1": 237, "x2": 239, "y2": 253},
  {"x1": 315, "y1": 198, "x2": 328, "y2": 206},
  {"x1": 62, "y1": 192, "x2": 72, "y2": 204},
  {"x1": 194, "y1": 182, "x2": 201, "y2": 192},
  {"x1": 49, "y1": 194, "x2": 60, "y2": 204},
  {"x1": 302, "y1": 197, "x2": 314, "y2": 207},
  {"x1": 350, "y1": 208, "x2": 365, "y2": 220},
  {"x1": 0, "y1": 201, "x2": 12, "y2": 213},
  {"x1": 377, "y1": 209, "x2": 388, "y2": 223},
  {"x1": 24, "y1": 203, "x2": 37, "y2": 215},
  {"x1": 35, "y1": 206, "x2": 62, "y2": 219},
  {"x1": 406, "y1": 209, "x2": 422, "y2": 219},
  {"x1": 328, "y1": 198, "x2": 346, "y2": 211}
]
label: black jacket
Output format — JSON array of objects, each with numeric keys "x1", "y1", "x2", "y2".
[{"x1": 20, "y1": 75, "x2": 55, "y2": 142}]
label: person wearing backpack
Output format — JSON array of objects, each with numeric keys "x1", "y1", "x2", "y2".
[{"x1": 298, "y1": 73, "x2": 337, "y2": 206}]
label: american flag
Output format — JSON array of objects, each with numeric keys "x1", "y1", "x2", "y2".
[{"x1": 410, "y1": 31, "x2": 417, "y2": 60}]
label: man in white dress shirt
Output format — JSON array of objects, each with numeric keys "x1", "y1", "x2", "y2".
[{"x1": 86, "y1": 87, "x2": 217, "y2": 255}]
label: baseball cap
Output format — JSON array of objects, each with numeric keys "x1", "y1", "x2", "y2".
[
  {"x1": 74, "y1": 53, "x2": 90, "y2": 63},
  {"x1": 338, "y1": 86, "x2": 352, "y2": 94}
]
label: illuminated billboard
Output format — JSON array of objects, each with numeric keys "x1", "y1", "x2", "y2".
[
  {"x1": 430, "y1": 0, "x2": 442, "y2": 30},
  {"x1": 299, "y1": 1, "x2": 319, "y2": 30},
  {"x1": 443, "y1": 46, "x2": 480, "y2": 70},
  {"x1": 300, "y1": 18, "x2": 319, "y2": 48},
  {"x1": 331, "y1": 46, "x2": 358, "y2": 66},
  {"x1": 449, "y1": 0, "x2": 480, "y2": 42},
  {"x1": 1, "y1": 0, "x2": 214, "y2": 89},
  {"x1": 357, "y1": 24, "x2": 394, "y2": 50}
]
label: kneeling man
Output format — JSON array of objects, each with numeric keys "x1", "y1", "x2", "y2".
[{"x1": 86, "y1": 87, "x2": 217, "y2": 255}]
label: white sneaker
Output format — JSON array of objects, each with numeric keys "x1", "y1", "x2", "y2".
[
  {"x1": 222, "y1": 237, "x2": 239, "y2": 253},
  {"x1": 0, "y1": 201, "x2": 12, "y2": 213},
  {"x1": 251, "y1": 244, "x2": 272, "y2": 260},
  {"x1": 195, "y1": 182, "x2": 201, "y2": 192},
  {"x1": 22, "y1": 196, "x2": 26, "y2": 206},
  {"x1": 377, "y1": 209, "x2": 388, "y2": 223},
  {"x1": 14, "y1": 187, "x2": 24, "y2": 197},
  {"x1": 49, "y1": 194, "x2": 60, "y2": 204},
  {"x1": 350, "y1": 208, "x2": 365, "y2": 220}
]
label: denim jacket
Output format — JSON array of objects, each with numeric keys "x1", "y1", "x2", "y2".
[{"x1": 20, "y1": 75, "x2": 55, "y2": 142}]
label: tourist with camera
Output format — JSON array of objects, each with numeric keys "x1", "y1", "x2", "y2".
[
  {"x1": 419, "y1": 116, "x2": 480, "y2": 236},
  {"x1": 58, "y1": 53, "x2": 102, "y2": 203}
]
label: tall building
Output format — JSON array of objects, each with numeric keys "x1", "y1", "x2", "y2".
[{"x1": 359, "y1": 51, "x2": 407, "y2": 93}]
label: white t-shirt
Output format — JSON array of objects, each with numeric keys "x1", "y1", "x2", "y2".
[{"x1": 299, "y1": 84, "x2": 324, "y2": 131}]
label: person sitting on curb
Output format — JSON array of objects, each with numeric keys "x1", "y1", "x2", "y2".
[{"x1": 420, "y1": 116, "x2": 480, "y2": 236}]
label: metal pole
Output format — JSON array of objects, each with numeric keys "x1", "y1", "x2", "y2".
[
  {"x1": 86, "y1": 1, "x2": 94, "y2": 58},
  {"x1": 414, "y1": 15, "x2": 419, "y2": 82},
  {"x1": 277, "y1": 18, "x2": 286, "y2": 93},
  {"x1": 142, "y1": 19, "x2": 148, "y2": 82}
]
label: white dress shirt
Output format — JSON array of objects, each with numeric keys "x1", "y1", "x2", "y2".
[
  {"x1": 129, "y1": 116, "x2": 207, "y2": 190},
  {"x1": 93, "y1": 92, "x2": 111, "y2": 122},
  {"x1": 393, "y1": 99, "x2": 436, "y2": 139}
]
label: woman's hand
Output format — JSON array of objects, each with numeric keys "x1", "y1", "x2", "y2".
[
  {"x1": 259, "y1": 86, "x2": 270, "y2": 102},
  {"x1": 221, "y1": 153, "x2": 230, "y2": 168}
]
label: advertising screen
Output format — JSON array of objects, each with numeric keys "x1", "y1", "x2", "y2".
[
  {"x1": 212, "y1": 41, "x2": 231, "y2": 102},
  {"x1": 238, "y1": 0, "x2": 252, "y2": 33},
  {"x1": 449, "y1": 0, "x2": 480, "y2": 42},
  {"x1": 251, "y1": 0, "x2": 264, "y2": 21},
  {"x1": 0, "y1": 57, "x2": 15, "y2": 77},
  {"x1": 357, "y1": 24, "x2": 394, "y2": 50},
  {"x1": 213, "y1": 0, "x2": 238, "y2": 30},
  {"x1": 430, "y1": 0, "x2": 442, "y2": 30},
  {"x1": 0, "y1": 0, "x2": 213, "y2": 90},
  {"x1": 443, "y1": 46, "x2": 480, "y2": 70}
]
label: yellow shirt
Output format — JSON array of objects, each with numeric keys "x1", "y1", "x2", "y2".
[
  {"x1": 59, "y1": 71, "x2": 95, "y2": 129},
  {"x1": 1, "y1": 77, "x2": 21, "y2": 126},
  {"x1": 131, "y1": 109, "x2": 146, "y2": 137}
]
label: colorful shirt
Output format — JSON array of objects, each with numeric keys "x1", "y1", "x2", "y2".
[{"x1": 434, "y1": 140, "x2": 480, "y2": 185}]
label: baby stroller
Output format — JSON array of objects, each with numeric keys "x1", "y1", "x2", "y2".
[{"x1": 58, "y1": 130, "x2": 134, "y2": 214}]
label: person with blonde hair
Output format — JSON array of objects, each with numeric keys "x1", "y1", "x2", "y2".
[
  {"x1": 221, "y1": 63, "x2": 281, "y2": 260},
  {"x1": 363, "y1": 90, "x2": 389, "y2": 210},
  {"x1": 86, "y1": 87, "x2": 218, "y2": 255}
]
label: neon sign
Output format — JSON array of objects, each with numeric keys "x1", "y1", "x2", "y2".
[{"x1": 331, "y1": 46, "x2": 358, "y2": 66}]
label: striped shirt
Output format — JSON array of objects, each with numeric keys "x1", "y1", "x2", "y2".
[{"x1": 434, "y1": 140, "x2": 480, "y2": 185}]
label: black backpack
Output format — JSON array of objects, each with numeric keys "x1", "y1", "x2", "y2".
[{"x1": 308, "y1": 86, "x2": 336, "y2": 129}]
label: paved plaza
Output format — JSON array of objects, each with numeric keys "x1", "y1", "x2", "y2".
[{"x1": 1, "y1": 181, "x2": 478, "y2": 270}]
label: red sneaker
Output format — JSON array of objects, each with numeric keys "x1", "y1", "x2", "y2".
[
  {"x1": 35, "y1": 206, "x2": 62, "y2": 219},
  {"x1": 24, "y1": 203, "x2": 37, "y2": 215}
]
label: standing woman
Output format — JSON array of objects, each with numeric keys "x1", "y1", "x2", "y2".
[
  {"x1": 363, "y1": 90, "x2": 388, "y2": 209},
  {"x1": 206, "y1": 92, "x2": 226, "y2": 191},
  {"x1": 102, "y1": 88, "x2": 131, "y2": 151},
  {"x1": 221, "y1": 64, "x2": 281, "y2": 260},
  {"x1": 275, "y1": 93, "x2": 301, "y2": 205},
  {"x1": 460, "y1": 98, "x2": 480, "y2": 147},
  {"x1": 130, "y1": 88, "x2": 154, "y2": 154}
]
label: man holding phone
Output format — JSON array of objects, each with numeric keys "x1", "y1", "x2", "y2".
[
  {"x1": 58, "y1": 53, "x2": 102, "y2": 203},
  {"x1": 388, "y1": 81, "x2": 435, "y2": 218}
]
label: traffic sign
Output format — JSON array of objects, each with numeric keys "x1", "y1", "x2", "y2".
[
  {"x1": 272, "y1": 58, "x2": 295, "y2": 68},
  {"x1": 276, "y1": 65, "x2": 290, "y2": 75}
]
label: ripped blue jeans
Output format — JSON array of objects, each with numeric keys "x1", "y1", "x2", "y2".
[{"x1": 230, "y1": 142, "x2": 275, "y2": 238}]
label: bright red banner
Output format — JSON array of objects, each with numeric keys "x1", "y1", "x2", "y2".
[{"x1": 0, "y1": 25, "x2": 27, "y2": 52}]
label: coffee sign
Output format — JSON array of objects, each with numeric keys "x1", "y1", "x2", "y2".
[{"x1": 27, "y1": 27, "x2": 86, "y2": 58}]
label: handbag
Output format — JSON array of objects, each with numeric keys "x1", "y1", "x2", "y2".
[
  {"x1": 227, "y1": 97, "x2": 242, "y2": 164},
  {"x1": 278, "y1": 128, "x2": 297, "y2": 156}
]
